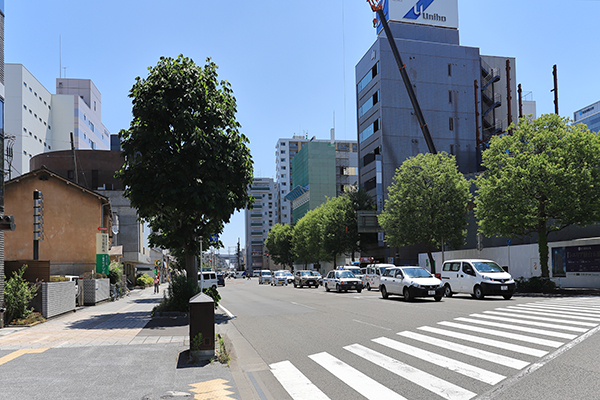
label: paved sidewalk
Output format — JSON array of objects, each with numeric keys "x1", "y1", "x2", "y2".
[{"x1": 0, "y1": 285, "x2": 240, "y2": 400}]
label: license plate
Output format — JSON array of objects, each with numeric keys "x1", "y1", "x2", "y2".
[
  {"x1": 350, "y1": 285, "x2": 355, "y2": 289},
  {"x1": 501, "y1": 285, "x2": 508, "y2": 291},
  {"x1": 428, "y1": 290, "x2": 436, "y2": 295}
]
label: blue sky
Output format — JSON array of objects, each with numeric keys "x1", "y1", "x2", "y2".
[{"x1": 5, "y1": 0, "x2": 600, "y2": 254}]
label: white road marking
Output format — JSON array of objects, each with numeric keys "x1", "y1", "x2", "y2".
[{"x1": 270, "y1": 360, "x2": 330, "y2": 400}]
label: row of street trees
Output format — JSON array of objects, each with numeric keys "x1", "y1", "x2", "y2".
[
  {"x1": 265, "y1": 189, "x2": 376, "y2": 270},
  {"x1": 268, "y1": 114, "x2": 600, "y2": 278}
]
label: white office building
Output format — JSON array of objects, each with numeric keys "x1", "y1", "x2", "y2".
[
  {"x1": 245, "y1": 177, "x2": 278, "y2": 273},
  {"x1": 4, "y1": 64, "x2": 110, "y2": 179}
]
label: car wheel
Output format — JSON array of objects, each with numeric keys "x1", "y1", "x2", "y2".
[
  {"x1": 444, "y1": 284, "x2": 453, "y2": 298},
  {"x1": 357, "y1": 288, "x2": 362, "y2": 293},
  {"x1": 503, "y1": 294, "x2": 513, "y2": 300},
  {"x1": 300, "y1": 284, "x2": 304, "y2": 288},
  {"x1": 336, "y1": 284, "x2": 341, "y2": 293},
  {"x1": 325, "y1": 284, "x2": 330, "y2": 292},
  {"x1": 380, "y1": 285, "x2": 389, "y2": 299},
  {"x1": 293, "y1": 282, "x2": 297, "y2": 288},
  {"x1": 367, "y1": 283, "x2": 371, "y2": 291},
  {"x1": 403, "y1": 287, "x2": 413, "y2": 302},
  {"x1": 434, "y1": 296, "x2": 442, "y2": 302},
  {"x1": 212, "y1": 285, "x2": 217, "y2": 290},
  {"x1": 474, "y1": 285, "x2": 485, "y2": 299}
]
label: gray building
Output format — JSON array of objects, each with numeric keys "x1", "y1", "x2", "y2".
[
  {"x1": 356, "y1": 18, "x2": 517, "y2": 263},
  {"x1": 245, "y1": 177, "x2": 278, "y2": 274}
]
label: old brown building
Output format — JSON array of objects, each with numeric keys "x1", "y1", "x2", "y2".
[{"x1": 4, "y1": 167, "x2": 111, "y2": 276}]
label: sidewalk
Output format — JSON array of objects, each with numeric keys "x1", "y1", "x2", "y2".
[{"x1": 0, "y1": 285, "x2": 241, "y2": 400}]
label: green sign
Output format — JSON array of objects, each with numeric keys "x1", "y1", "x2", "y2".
[{"x1": 96, "y1": 254, "x2": 110, "y2": 275}]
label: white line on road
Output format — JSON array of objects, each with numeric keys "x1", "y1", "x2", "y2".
[
  {"x1": 345, "y1": 343, "x2": 476, "y2": 400},
  {"x1": 353, "y1": 319, "x2": 392, "y2": 331},
  {"x1": 454, "y1": 317, "x2": 578, "y2": 340},
  {"x1": 270, "y1": 360, "x2": 330, "y2": 400},
  {"x1": 309, "y1": 352, "x2": 407, "y2": 400},
  {"x1": 372, "y1": 336, "x2": 506, "y2": 385},
  {"x1": 218, "y1": 305, "x2": 235, "y2": 319}
]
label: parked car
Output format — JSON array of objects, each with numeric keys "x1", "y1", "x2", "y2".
[
  {"x1": 253, "y1": 270, "x2": 260, "y2": 277},
  {"x1": 272, "y1": 271, "x2": 289, "y2": 286},
  {"x1": 217, "y1": 273, "x2": 225, "y2": 287},
  {"x1": 258, "y1": 270, "x2": 272, "y2": 285},
  {"x1": 234, "y1": 271, "x2": 245, "y2": 279},
  {"x1": 323, "y1": 270, "x2": 363, "y2": 293},
  {"x1": 314, "y1": 271, "x2": 323, "y2": 286},
  {"x1": 440, "y1": 259, "x2": 515, "y2": 300},
  {"x1": 364, "y1": 264, "x2": 394, "y2": 291},
  {"x1": 294, "y1": 270, "x2": 320, "y2": 288},
  {"x1": 198, "y1": 271, "x2": 218, "y2": 290},
  {"x1": 379, "y1": 266, "x2": 444, "y2": 301}
]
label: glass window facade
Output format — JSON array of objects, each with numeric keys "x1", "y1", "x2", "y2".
[{"x1": 357, "y1": 62, "x2": 379, "y2": 93}]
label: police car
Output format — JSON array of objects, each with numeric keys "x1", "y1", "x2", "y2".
[{"x1": 323, "y1": 269, "x2": 363, "y2": 293}]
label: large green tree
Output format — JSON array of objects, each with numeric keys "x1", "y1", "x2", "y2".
[
  {"x1": 264, "y1": 224, "x2": 295, "y2": 271},
  {"x1": 117, "y1": 55, "x2": 253, "y2": 281},
  {"x1": 378, "y1": 152, "x2": 471, "y2": 273},
  {"x1": 292, "y1": 207, "x2": 325, "y2": 268},
  {"x1": 321, "y1": 196, "x2": 359, "y2": 266},
  {"x1": 475, "y1": 114, "x2": 600, "y2": 277}
]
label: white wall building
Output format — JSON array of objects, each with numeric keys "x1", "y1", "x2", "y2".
[
  {"x1": 245, "y1": 177, "x2": 278, "y2": 273},
  {"x1": 4, "y1": 64, "x2": 110, "y2": 179}
]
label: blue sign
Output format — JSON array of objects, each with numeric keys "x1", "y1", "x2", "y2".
[{"x1": 403, "y1": 0, "x2": 436, "y2": 20}]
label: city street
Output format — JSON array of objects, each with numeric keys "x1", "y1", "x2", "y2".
[{"x1": 221, "y1": 278, "x2": 600, "y2": 400}]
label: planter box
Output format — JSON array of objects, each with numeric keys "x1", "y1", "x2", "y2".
[
  {"x1": 32, "y1": 281, "x2": 76, "y2": 319},
  {"x1": 82, "y1": 279, "x2": 110, "y2": 305}
]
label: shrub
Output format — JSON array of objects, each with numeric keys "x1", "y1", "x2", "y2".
[
  {"x1": 516, "y1": 276, "x2": 557, "y2": 293},
  {"x1": 202, "y1": 287, "x2": 221, "y2": 309},
  {"x1": 4, "y1": 265, "x2": 38, "y2": 324},
  {"x1": 109, "y1": 262, "x2": 124, "y2": 285},
  {"x1": 153, "y1": 274, "x2": 200, "y2": 314},
  {"x1": 136, "y1": 273, "x2": 154, "y2": 287}
]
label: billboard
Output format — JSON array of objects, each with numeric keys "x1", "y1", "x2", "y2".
[
  {"x1": 552, "y1": 244, "x2": 600, "y2": 277},
  {"x1": 378, "y1": 0, "x2": 459, "y2": 30}
]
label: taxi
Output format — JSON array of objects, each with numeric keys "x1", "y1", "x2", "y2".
[{"x1": 323, "y1": 269, "x2": 363, "y2": 293}]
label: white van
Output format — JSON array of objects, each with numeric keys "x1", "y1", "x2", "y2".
[
  {"x1": 198, "y1": 271, "x2": 218, "y2": 290},
  {"x1": 440, "y1": 259, "x2": 516, "y2": 300},
  {"x1": 363, "y1": 264, "x2": 394, "y2": 291},
  {"x1": 341, "y1": 266, "x2": 365, "y2": 282}
]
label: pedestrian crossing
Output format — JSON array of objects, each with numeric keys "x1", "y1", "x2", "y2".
[{"x1": 269, "y1": 297, "x2": 600, "y2": 400}]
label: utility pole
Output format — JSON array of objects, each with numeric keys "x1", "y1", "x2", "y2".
[
  {"x1": 552, "y1": 65, "x2": 559, "y2": 115},
  {"x1": 518, "y1": 84, "x2": 523, "y2": 119},
  {"x1": 70, "y1": 132, "x2": 79, "y2": 184},
  {"x1": 506, "y1": 60, "x2": 513, "y2": 129}
]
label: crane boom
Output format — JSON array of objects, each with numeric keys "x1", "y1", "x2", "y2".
[{"x1": 367, "y1": 0, "x2": 437, "y2": 154}]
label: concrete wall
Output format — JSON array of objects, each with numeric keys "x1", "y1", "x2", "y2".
[
  {"x1": 82, "y1": 278, "x2": 109, "y2": 305},
  {"x1": 40, "y1": 281, "x2": 75, "y2": 318}
]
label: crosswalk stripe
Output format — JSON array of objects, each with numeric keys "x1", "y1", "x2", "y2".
[
  {"x1": 506, "y1": 306, "x2": 600, "y2": 322},
  {"x1": 398, "y1": 331, "x2": 529, "y2": 370},
  {"x1": 417, "y1": 326, "x2": 548, "y2": 357},
  {"x1": 471, "y1": 313, "x2": 589, "y2": 333},
  {"x1": 270, "y1": 360, "x2": 331, "y2": 400},
  {"x1": 437, "y1": 321, "x2": 564, "y2": 348},
  {"x1": 484, "y1": 310, "x2": 597, "y2": 327},
  {"x1": 345, "y1": 344, "x2": 476, "y2": 400},
  {"x1": 454, "y1": 317, "x2": 578, "y2": 340},
  {"x1": 372, "y1": 337, "x2": 505, "y2": 385},
  {"x1": 515, "y1": 304, "x2": 600, "y2": 317},
  {"x1": 309, "y1": 352, "x2": 408, "y2": 400}
]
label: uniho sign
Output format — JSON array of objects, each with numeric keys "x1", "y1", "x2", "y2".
[{"x1": 377, "y1": 0, "x2": 458, "y2": 30}]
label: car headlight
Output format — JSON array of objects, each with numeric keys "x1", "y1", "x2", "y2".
[
  {"x1": 482, "y1": 275, "x2": 492, "y2": 281},
  {"x1": 410, "y1": 281, "x2": 420, "y2": 288}
]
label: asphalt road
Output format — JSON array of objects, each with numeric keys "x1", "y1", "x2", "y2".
[{"x1": 220, "y1": 278, "x2": 600, "y2": 400}]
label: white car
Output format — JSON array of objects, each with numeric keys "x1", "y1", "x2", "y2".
[
  {"x1": 323, "y1": 270, "x2": 363, "y2": 293},
  {"x1": 258, "y1": 270, "x2": 272, "y2": 285},
  {"x1": 282, "y1": 270, "x2": 294, "y2": 284},
  {"x1": 198, "y1": 271, "x2": 218, "y2": 290},
  {"x1": 271, "y1": 271, "x2": 288, "y2": 286},
  {"x1": 341, "y1": 266, "x2": 365, "y2": 283},
  {"x1": 379, "y1": 266, "x2": 444, "y2": 301},
  {"x1": 363, "y1": 264, "x2": 394, "y2": 291},
  {"x1": 440, "y1": 259, "x2": 515, "y2": 300}
]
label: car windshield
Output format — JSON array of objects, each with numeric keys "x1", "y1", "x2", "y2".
[
  {"x1": 262, "y1": 271, "x2": 271, "y2": 276},
  {"x1": 473, "y1": 262, "x2": 504, "y2": 273},
  {"x1": 378, "y1": 267, "x2": 389, "y2": 274},
  {"x1": 284, "y1": 271, "x2": 293, "y2": 276},
  {"x1": 275, "y1": 272, "x2": 285, "y2": 276},
  {"x1": 346, "y1": 268, "x2": 361, "y2": 275},
  {"x1": 402, "y1": 267, "x2": 432, "y2": 278},
  {"x1": 301, "y1": 271, "x2": 315, "y2": 276},
  {"x1": 336, "y1": 271, "x2": 355, "y2": 278}
]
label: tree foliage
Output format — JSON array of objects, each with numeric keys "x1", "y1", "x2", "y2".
[
  {"x1": 475, "y1": 114, "x2": 600, "y2": 277},
  {"x1": 116, "y1": 55, "x2": 253, "y2": 281},
  {"x1": 320, "y1": 196, "x2": 359, "y2": 266},
  {"x1": 292, "y1": 206, "x2": 326, "y2": 267},
  {"x1": 264, "y1": 223, "x2": 295, "y2": 270},
  {"x1": 378, "y1": 152, "x2": 470, "y2": 273}
]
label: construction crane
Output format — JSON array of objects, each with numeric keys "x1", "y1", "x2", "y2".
[{"x1": 367, "y1": 0, "x2": 437, "y2": 154}]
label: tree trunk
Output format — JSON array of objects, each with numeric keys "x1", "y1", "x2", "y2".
[
  {"x1": 538, "y1": 225, "x2": 549, "y2": 277},
  {"x1": 427, "y1": 250, "x2": 436, "y2": 275},
  {"x1": 184, "y1": 245, "x2": 198, "y2": 284}
]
